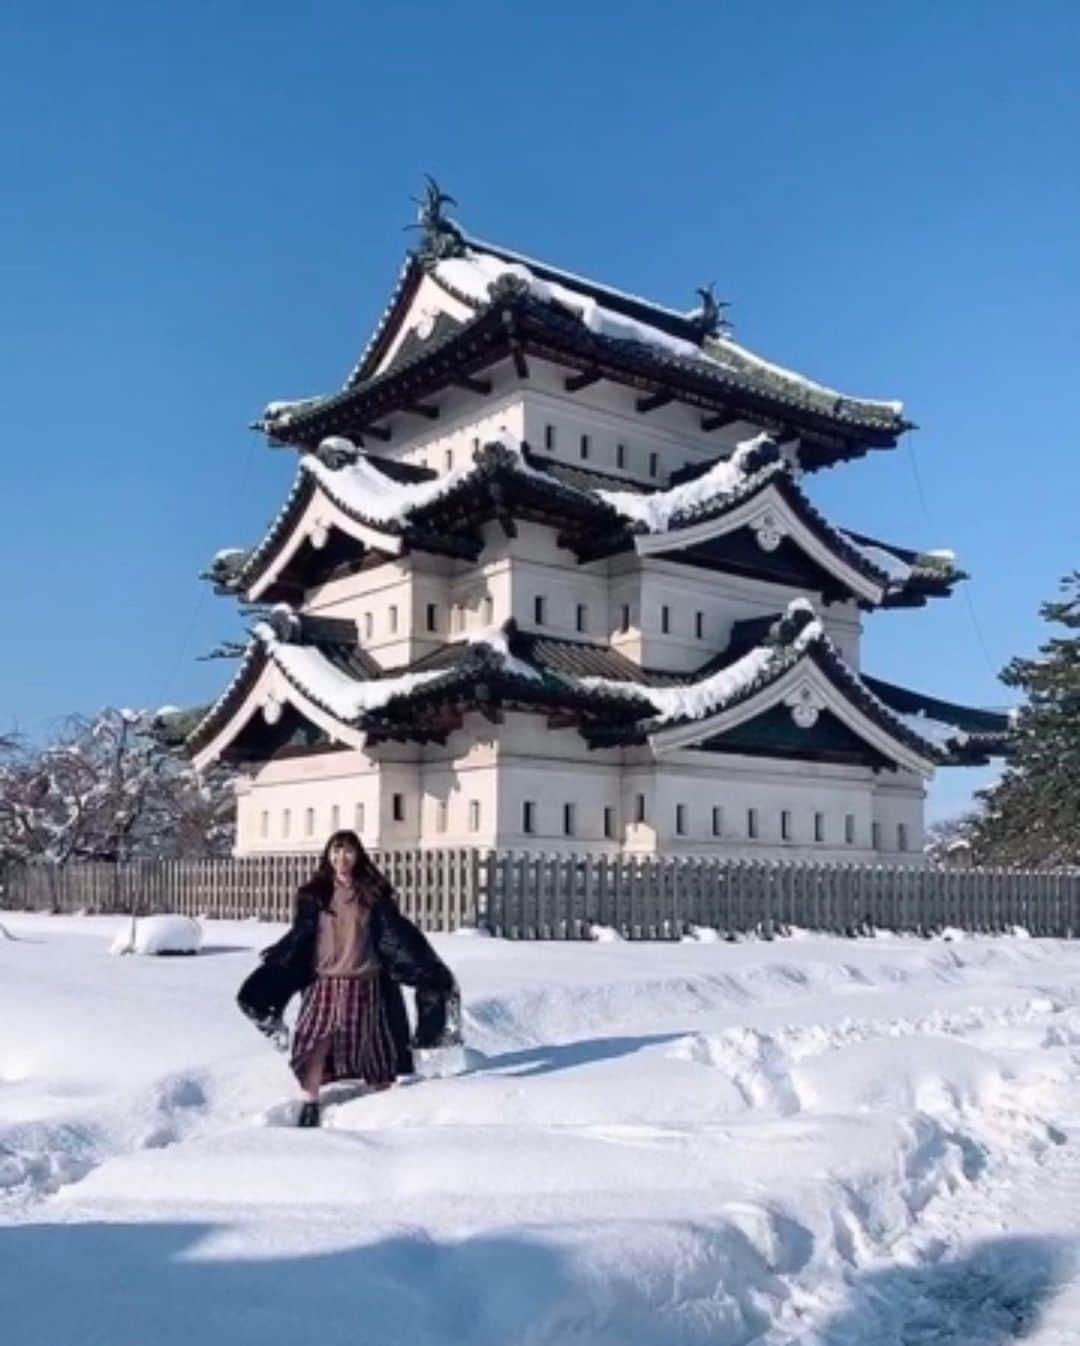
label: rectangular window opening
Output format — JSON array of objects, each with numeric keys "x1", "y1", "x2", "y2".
[
  {"x1": 330, "y1": 804, "x2": 340, "y2": 832},
  {"x1": 661, "y1": 604, "x2": 671, "y2": 635},
  {"x1": 482, "y1": 595, "x2": 494, "y2": 625},
  {"x1": 845, "y1": 813, "x2": 856, "y2": 845},
  {"x1": 695, "y1": 611, "x2": 704, "y2": 640},
  {"x1": 616, "y1": 442, "x2": 626, "y2": 469},
  {"x1": 354, "y1": 802, "x2": 365, "y2": 833},
  {"x1": 260, "y1": 810, "x2": 269, "y2": 839},
  {"x1": 635, "y1": 793, "x2": 646, "y2": 824},
  {"x1": 780, "y1": 809, "x2": 792, "y2": 842},
  {"x1": 603, "y1": 805, "x2": 615, "y2": 839},
  {"x1": 436, "y1": 799, "x2": 448, "y2": 833},
  {"x1": 522, "y1": 800, "x2": 536, "y2": 835},
  {"x1": 620, "y1": 603, "x2": 631, "y2": 634},
  {"x1": 747, "y1": 807, "x2": 759, "y2": 840},
  {"x1": 648, "y1": 451, "x2": 659, "y2": 478},
  {"x1": 579, "y1": 433, "x2": 590, "y2": 460},
  {"x1": 563, "y1": 803, "x2": 576, "y2": 837},
  {"x1": 534, "y1": 595, "x2": 546, "y2": 625},
  {"x1": 469, "y1": 800, "x2": 481, "y2": 833},
  {"x1": 676, "y1": 803, "x2": 687, "y2": 836},
  {"x1": 363, "y1": 612, "x2": 373, "y2": 640},
  {"x1": 426, "y1": 602, "x2": 437, "y2": 633},
  {"x1": 393, "y1": 793, "x2": 405, "y2": 823},
  {"x1": 871, "y1": 821, "x2": 882, "y2": 851},
  {"x1": 814, "y1": 812, "x2": 825, "y2": 844},
  {"x1": 444, "y1": 448, "x2": 453, "y2": 472},
  {"x1": 282, "y1": 809, "x2": 291, "y2": 839},
  {"x1": 898, "y1": 823, "x2": 909, "y2": 853},
  {"x1": 576, "y1": 602, "x2": 587, "y2": 633},
  {"x1": 305, "y1": 808, "x2": 315, "y2": 838},
  {"x1": 711, "y1": 805, "x2": 723, "y2": 838},
  {"x1": 544, "y1": 424, "x2": 556, "y2": 451},
  {"x1": 388, "y1": 604, "x2": 399, "y2": 634}
]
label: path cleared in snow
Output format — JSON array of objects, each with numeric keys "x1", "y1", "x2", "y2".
[{"x1": 3, "y1": 913, "x2": 1080, "y2": 1344}]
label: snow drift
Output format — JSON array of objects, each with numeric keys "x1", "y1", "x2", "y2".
[{"x1": 4, "y1": 913, "x2": 1080, "y2": 1345}]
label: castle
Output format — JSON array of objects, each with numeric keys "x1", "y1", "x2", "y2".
[{"x1": 190, "y1": 183, "x2": 1008, "y2": 859}]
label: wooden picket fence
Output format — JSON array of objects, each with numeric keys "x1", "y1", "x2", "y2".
[{"x1": 3, "y1": 851, "x2": 1080, "y2": 940}]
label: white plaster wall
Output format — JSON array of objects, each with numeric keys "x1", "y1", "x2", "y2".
[
  {"x1": 642, "y1": 752, "x2": 890, "y2": 861},
  {"x1": 305, "y1": 559, "x2": 418, "y2": 667},
  {"x1": 391, "y1": 396, "x2": 526, "y2": 474},
  {"x1": 501, "y1": 522, "x2": 612, "y2": 642},
  {"x1": 492, "y1": 712, "x2": 623, "y2": 851},
  {"x1": 233, "y1": 748, "x2": 382, "y2": 855},
  {"x1": 872, "y1": 771, "x2": 925, "y2": 860},
  {"x1": 229, "y1": 712, "x2": 927, "y2": 862},
  {"x1": 632, "y1": 560, "x2": 863, "y2": 673},
  {"x1": 519, "y1": 364, "x2": 768, "y2": 488},
  {"x1": 303, "y1": 541, "x2": 863, "y2": 676},
  {"x1": 417, "y1": 728, "x2": 500, "y2": 848}
]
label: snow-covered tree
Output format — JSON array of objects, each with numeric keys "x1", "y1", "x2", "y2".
[
  {"x1": 924, "y1": 813, "x2": 978, "y2": 867},
  {"x1": 0, "y1": 708, "x2": 233, "y2": 864},
  {"x1": 971, "y1": 572, "x2": 1080, "y2": 866}
]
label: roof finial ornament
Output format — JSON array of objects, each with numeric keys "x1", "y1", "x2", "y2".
[
  {"x1": 409, "y1": 174, "x2": 465, "y2": 263},
  {"x1": 691, "y1": 282, "x2": 730, "y2": 340}
]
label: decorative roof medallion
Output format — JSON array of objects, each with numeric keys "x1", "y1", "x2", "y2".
[
  {"x1": 415, "y1": 305, "x2": 439, "y2": 340},
  {"x1": 751, "y1": 508, "x2": 786, "y2": 553},
  {"x1": 784, "y1": 682, "x2": 825, "y2": 730}
]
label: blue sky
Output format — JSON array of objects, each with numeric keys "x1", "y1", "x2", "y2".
[{"x1": 2, "y1": 2, "x2": 1077, "y2": 821}]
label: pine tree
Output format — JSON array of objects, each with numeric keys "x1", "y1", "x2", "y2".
[{"x1": 972, "y1": 571, "x2": 1080, "y2": 865}]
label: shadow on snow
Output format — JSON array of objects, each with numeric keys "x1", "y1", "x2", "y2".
[
  {"x1": 468, "y1": 1031, "x2": 687, "y2": 1077},
  {"x1": 2, "y1": 1220, "x2": 607, "y2": 1346},
  {"x1": 2, "y1": 1223, "x2": 1074, "y2": 1346},
  {"x1": 811, "y1": 1235, "x2": 1076, "y2": 1346}
]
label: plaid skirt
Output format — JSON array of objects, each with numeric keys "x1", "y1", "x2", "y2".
[{"x1": 290, "y1": 974, "x2": 398, "y2": 1087}]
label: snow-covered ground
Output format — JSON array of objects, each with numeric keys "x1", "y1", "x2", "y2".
[{"x1": 4, "y1": 913, "x2": 1080, "y2": 1345}]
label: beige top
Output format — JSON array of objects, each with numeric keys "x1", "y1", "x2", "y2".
[{"x1": 315, "y1": 881, "x2": 380, "y2": 979}]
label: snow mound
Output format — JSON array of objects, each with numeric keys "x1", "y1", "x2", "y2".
[
  {"x1": 587, "y1": 924, "x2": 624, "y2": 943},
  {"x1": 681, "y1": 925, "x2": 723, "y2": 943},
  {"x1": 110, "y1": 915, "x2": 203, "y2": 957}
]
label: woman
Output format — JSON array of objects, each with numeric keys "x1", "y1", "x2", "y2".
[{"x1": 240, "y1": 830, "x2": 458, "y2": 1128}]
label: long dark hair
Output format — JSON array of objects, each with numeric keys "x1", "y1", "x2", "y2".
[{"x1": 300, "y1": 829, "x2": 391, "y2": 905}]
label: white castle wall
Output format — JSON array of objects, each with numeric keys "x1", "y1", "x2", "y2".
[
  {"x1": 518, "y1": 363, "x2": 755, "y2": 486},
  {"x1": 233, "y1": 710, "x2": 924, "y2": 862},
  {"x1": 234, "y1": 747, "x2": 382, "y2": 854}
]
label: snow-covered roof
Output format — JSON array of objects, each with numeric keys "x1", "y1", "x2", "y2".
[
  {"x1": 215, "y1": 430, "x2": 957, "y2": 612},
  {"x1": 256, "y1": 226, "x2": 910, "y2": 461},
  {"x1": 577, "y1": 603, "x2": 824, "y2": 727},
  {"x1": 252, "y1": 622, "x2": 445, "y2": 719},
  {"x1": 189, "y1": 598, "x2": 1008, "y2": 774},
  {"x1": 594, "y1": 434, "x2": 778, "y2": 533},
  {"x1": 429, "y1": 243, "x2": 905, "y2": 424},
  {"x1": 300, "y1": 433, "x2": 552, "y2": 528}
]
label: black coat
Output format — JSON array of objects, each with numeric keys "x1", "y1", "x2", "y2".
[{"x1": 237, "y1": 890, "x2": 458, "y2": 1076}]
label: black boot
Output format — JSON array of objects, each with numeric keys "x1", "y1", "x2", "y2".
[{"x1": 297, "y1": 1100, "x2": 321, "y2": 1128}]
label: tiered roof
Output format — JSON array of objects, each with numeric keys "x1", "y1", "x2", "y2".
[
  {"x1": 205, "y1": 435, "x2": 963, "y2": 610},
  {"x1": 189, "y1": 601, "x2": 1010, "y2": 774},
  {"x1": 257, "y1": 202, "x2": 911, "y2": 471}
]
